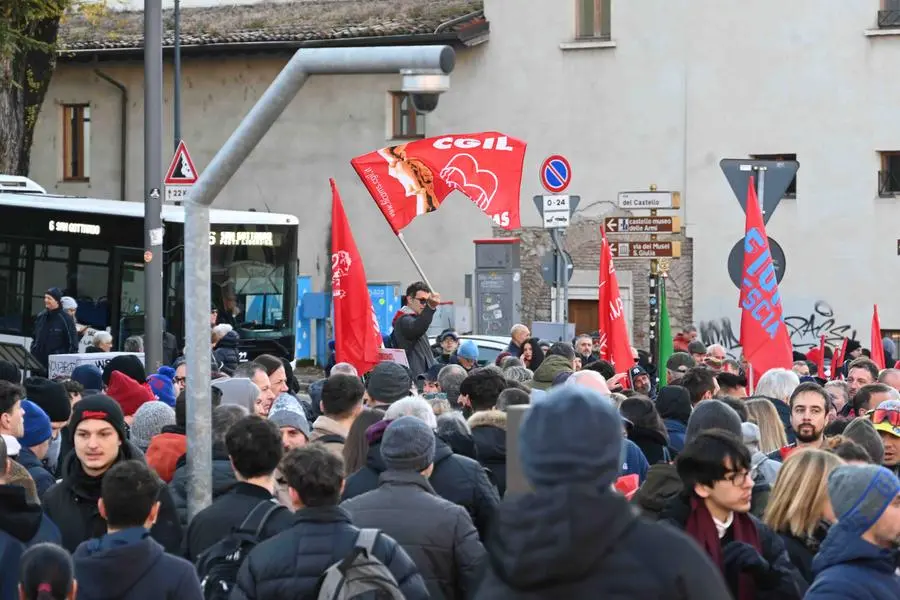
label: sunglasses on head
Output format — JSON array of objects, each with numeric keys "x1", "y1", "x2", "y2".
[{"x1": 873, "y1": 409, "x2": 900, "y2": 429}]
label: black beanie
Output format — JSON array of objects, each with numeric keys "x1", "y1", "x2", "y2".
[
  {"x1": 102, "y1": 355, "x2": 147, "y2": 387},
  {"x1": 656, "y1": 385, "x2": 692, "y2": 425},
  {"x1": 46, "y1": 287, "x2": 63, "y2": 304},
  {"x1": 69, "y1": 395, "x2": 127, "y2": 442},
  {"x1": 0, "y1": 360, "x2": 20, "y2": 384},
  {"x1": 24, "y1": 377, "x2": 71, "y2": 422}
]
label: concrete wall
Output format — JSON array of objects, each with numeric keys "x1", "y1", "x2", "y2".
[{"x1": 32, "y1": 0, "x2": 900, "y2": 351}]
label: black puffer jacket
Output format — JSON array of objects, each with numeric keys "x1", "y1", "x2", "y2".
[
  {"x1": 660, "y1": 493, "x2": 806, "y2": 599},
  {"x1": 468, "y1": 410, "x2": 507, "y2": 497},
  {"x1": 475, "y1": 485, "x2": 732, "y2": 599},
  {"x1": 342, "y1": 433, "x2": 499, "y2": 540},
  {"x1": 231, "y1": 505, "x2": 429, "y2": 600},
  {"x1": 343, "y1": 470, "x2": 485, "y2": 600},
  {"x1": 42, "y1": 443, "x2": 183, "y2": 554},
  {"x1": 213, "y1": 330, "x2": 240, "y2": 376},
  {"x1": 30, "y1": 307, "x2": 77, "y2": 368},
  {"x1": 167, "y1": 444, "x2": 238, "y2": 527}
]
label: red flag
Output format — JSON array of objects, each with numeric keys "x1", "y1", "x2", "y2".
[
  {"x1": 831, "y1": 337, "x2": 848, "y2": 380},
  {"x1": 351, "y1": 132, "x2": 526, "y2": 233},
  {"x1": 872, "y1": 305, "x2": 886, "y2": 370},
  {"x1": 739, "y1": 176, "x2": 792, "y2": 377},
  {"x1": 330, "y1": 179, "x2": 383, "y2": 375},
  {"x1": 806, "y1": 335, "x2": 825, "y2": 381},
  {"x1": 598, "y1": 227, "x2": 633, "y2": 374}
]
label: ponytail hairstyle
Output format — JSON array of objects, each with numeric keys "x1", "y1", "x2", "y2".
[{"x1": 19, "y1": 543, "x2": 75, "y2": 600}]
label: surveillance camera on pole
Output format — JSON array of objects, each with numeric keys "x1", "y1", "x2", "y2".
[{"x1": 401, "y1": 68, "x2": 450, "y2": 114}]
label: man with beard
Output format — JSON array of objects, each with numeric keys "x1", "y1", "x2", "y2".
[{"x1": 769, "y1": 382, "x2": 830, "y2": 462}]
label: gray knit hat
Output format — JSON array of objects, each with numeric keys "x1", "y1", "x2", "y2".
[
  {"x1": 130, "y1": 401, "x2": 176, "y2": 451},
  {"x1": 268, "y1": 393, "x2": 311, "y2": 438},
  {"x1": 844, "y1": 417, "x2": 885, "y2": 465},
  {"x1": 380, "y1": 416, "x2": 435, "y2": 472},
  {"x1": 367, "y1": 362, "x2": 413, "y2": 404},
  {"x1": 685, "y1": 399, "x2": 742, "y2": 444},
  {"x1": 828, "y1": 464, "x2": 900, "y2": 534}
]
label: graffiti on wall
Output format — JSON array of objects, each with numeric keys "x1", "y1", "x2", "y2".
[{"x1": 700, "y1": 301, "x2": 857, "y2": 356}]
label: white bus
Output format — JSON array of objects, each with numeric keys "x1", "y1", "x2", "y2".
[{"x1": 0, "y1": 179, "x2": 300, "y2": 362}]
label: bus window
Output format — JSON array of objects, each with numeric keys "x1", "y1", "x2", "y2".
[
  {"x1": 0, "y1": 242, "x2": 26, "y2": 334},
  {"x1": 31, "y1": 244, "x2": 68, "y2": 317},
  {"x1": 74, "y1": 248, "x2": 110, "y2": 330}
]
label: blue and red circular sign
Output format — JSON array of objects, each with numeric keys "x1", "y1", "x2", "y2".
[{"x1": 540, "y1": 155, "x2": 572, "y2": 193}]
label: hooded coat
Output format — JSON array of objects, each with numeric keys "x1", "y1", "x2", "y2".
[
  {"x1": 475, "y1": 485, "x2": 732, "y2": 599},
  {"x1": 530, "y1": 355, "x2": 574, "y2": 391},
  {"x1": 468, "y1": 410, "x2": 507, "y2": 496},
  {"x1": 73, "y1": 527, "x2": 202, "y2": 600},
  {"x1": 42, "y1": 443, "x2": 183, "y2": 554},
  {"x1": 30, "y1": 305, "x2": 77, "y2": 367},
  {"x1": 804, "y1": 521, "x2": 900, "y2": 599},
  {"x1": 391, "y1": 305, "x2": 436, "y2": 378},
  {"x1": 213, "y1": 330, "x2": 241, "y2": 376},
  {"x1": 0, "y1": 485, "x2": 61, "y2": 600},
  {"x1": 342, "y1": 428, "x2": 499, "y2": 540}
]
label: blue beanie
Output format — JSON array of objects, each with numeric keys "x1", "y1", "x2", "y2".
[
  {"x1": 18, "y1": 400, "x2": 52, "y2": 448},
  {"x1": 829, "y1": 464, "x2": 900, "y2": 535},
  {"x1": 519, "y1": 385, "x2": 624, "y2": 489},
  {"x1": 71, "y1": 365, "x2": 103, "y2": 393},
  {"x1": 147, "y1": 366, "x2": 177, "y2": 407}
]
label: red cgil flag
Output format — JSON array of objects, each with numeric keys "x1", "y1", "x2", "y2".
[
  {"x1": 598, "y1": 227, "x2": 634, "y2": 374},
  {"x1": 815, "y1": 335, "x2": 825, "y2": 380},
  {"x1": 739, "y1": 175, "x2": 793, "y2": 378},
  {"x1": 351, "y1": 132, "x2": 527, "y2": 233},
  {"x1": 871, "y1": 305, "x2": 886, "y2": 370},
  {"x1": 330, "y1": 179, "x2": 383, "y2": 376}
]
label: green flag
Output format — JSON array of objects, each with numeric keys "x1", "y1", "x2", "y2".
[{"x1": 657, "y1": 277, "x2": 674, "y2": 386}]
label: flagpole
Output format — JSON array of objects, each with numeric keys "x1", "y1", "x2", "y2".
[{"x1": 396, "y1": 232, "x2": 434, "y2": 291}]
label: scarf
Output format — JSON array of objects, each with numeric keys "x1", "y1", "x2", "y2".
[{"x1": 684, "y1": 495, "x2": 761, "y2": 600}]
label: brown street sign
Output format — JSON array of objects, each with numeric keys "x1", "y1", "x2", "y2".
[
  {"x1": 604, "y1": 216, "x2": 681, "y2": 234},
  {"x1": 609, "y1": 241, "x2": 682, "y2": 258}
]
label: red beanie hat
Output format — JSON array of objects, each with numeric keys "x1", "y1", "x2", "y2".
[{"x1": 106, "y1": 370, "x2": 154, "y2": 417}]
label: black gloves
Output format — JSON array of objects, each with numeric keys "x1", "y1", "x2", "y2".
[{"x1": 723, "y1": 541, "x2": 780, "y2": 588}]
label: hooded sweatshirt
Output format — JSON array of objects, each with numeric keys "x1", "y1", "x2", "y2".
[
  {"x1": 530, "y1": 355, "x2": 575, "y2": 391},
  {"x1": 0, "y1": 485, "x2": 61, "y2": 600},
  {"x1": 73, "y1": 527, "x2": 202, "y2": 600},
  {"x1": 212, "y1": 377, "x2": 260, "y2": 414}
]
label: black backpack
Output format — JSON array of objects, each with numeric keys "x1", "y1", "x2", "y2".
[{"x1": 195, "y1": 500, "x2": 284, "y2": 599}]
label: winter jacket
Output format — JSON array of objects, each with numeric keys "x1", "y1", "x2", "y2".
[
  {"x1": 660, "y1": 493, "x2": 806, "y2": 599},
  {"x1": 42, "y1": 443, "x2": 183, "y2": 554},
  {"x1": 468, "y1": 410, "x2": 507, "y2": 497},
  {"x1": 342, "y1": 433, "x2": 499, "y2": 540},
  {"x1": 623, "y1": 438, "x2": 650, "y2": 483},
  {"x1": 391, "y1": 305, "x2": 436, "y2": 378},
  {"x1": 342, "y1": 470, "x2": 486, "y2": 600},
  {"x1": 15, "y1": 446, "x2": 56, "y2": 500},
  {"x1": 230, "y1": 504, "x2": 429, "y2": 600},
  {"x1": 73, "y1": 527, "x2": 202, "y2": 600},
  {"x1": 30, "y1": 307, "x2": 77, "y2": 368},
  {"x1": 475, "y1": 484, "x2": 732, "y2": 599},
  {"x1": 778, "y1": 522, "x2": 829, "y2": 585},
  {"x1": 752, "y1": 450, "x2": 782, "y2": 486},
  {"x1": 213, "y1": 330, "x2": 240, "y2": 376},
  {"x1": 626, "y1": 425, "x2": 673, "y2": 466},
  {"x1": 145, "y1": 426, "x2": 187, "y2": 483},
  {"x1": 183, "y1": 481, "x2": 294, "y2": 561},
  {"x1": 505, "y1": 340, "x2": 522, "y2": 358},
  {"x1": 633, "y1": 463, "x2": 683, "y2": 520},
  {"x1": 0, "y1": 485, "x2": 61, "y2": 600},
  {"x1": 167, "y1": 445, "x2": 238, "y2": 528},
  {"x1": 309, "y1": 415, "x2": 349, "y2": 457},
  {"x1": 806, "y1": 520, "x2": 900, "y2": 599},
  {"x1": 530, "y1": 355, "x2": 574, "y2": 391},
  {"x1": 664, "y1": 418, "x2": 688, "y2": 453}
]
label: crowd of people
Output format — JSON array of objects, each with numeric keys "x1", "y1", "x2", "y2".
[{"x1": 2, "y1": 280, "x2": 900, "y2": 599}]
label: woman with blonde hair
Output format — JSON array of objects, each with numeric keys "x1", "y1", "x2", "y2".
[
  {"x1": 745, "y1": 398, "x2": 788, "y2": 455},
  {"x1": 763, "y1": 448, "x2": 842, "y2": 584}
]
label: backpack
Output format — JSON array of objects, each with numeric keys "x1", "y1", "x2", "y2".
[
  {"x1": 316, "y1": 529, "x2": 405, "y2": 600},
  {"x1": 195, "y1": 500, "x2": 284, "y2": 599}
]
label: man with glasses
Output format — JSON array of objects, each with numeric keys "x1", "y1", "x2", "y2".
[
  {"x1": 663, "y1": 430, "x2": 805, "y2": 598},
  {"x1": 390, "y1": 281, "x2": 441, "y2": 378},
  {"x1": 872, "y1": 399, "x2": 900, "y2": 476},
  {"x1": 769, "y1": 382, "x2": 831, "y2": 462}
]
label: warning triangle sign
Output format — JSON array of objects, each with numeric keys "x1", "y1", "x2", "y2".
[{"x1": 165, "y1": 141, "x2": 198, "y2": 185}]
